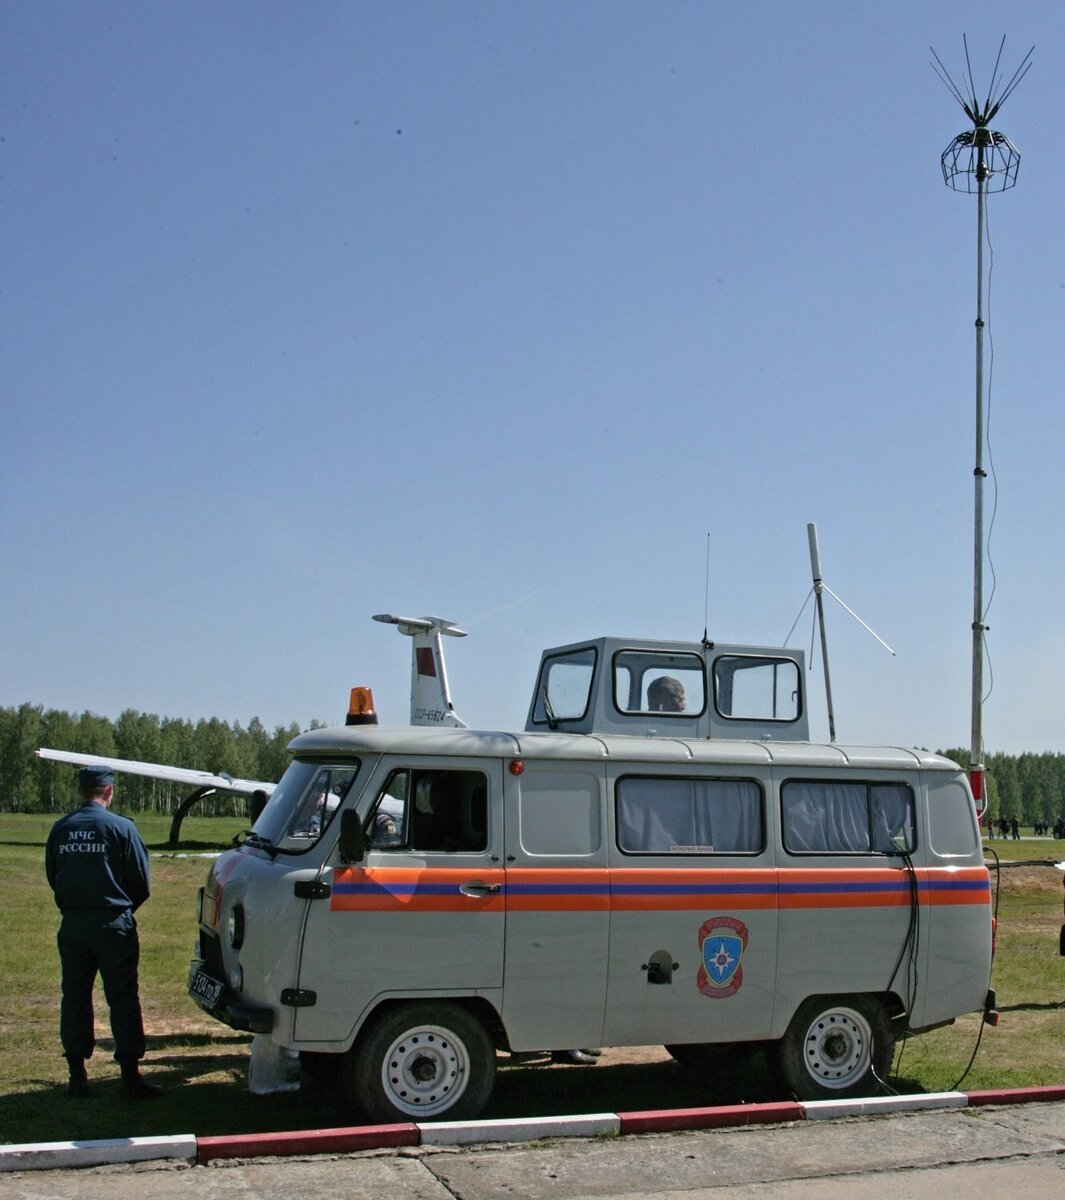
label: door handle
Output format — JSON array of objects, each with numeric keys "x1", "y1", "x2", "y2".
[{"x1": 460, "y1": 880, "x2": 502, "y2": 897}]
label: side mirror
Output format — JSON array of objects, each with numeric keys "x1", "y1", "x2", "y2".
[
  {"x1": 250, "y1": 789, "x2": 269, "y2": 825},
  {"x1": 338, "y1": 809, "x2": 366, "y2": 865}
]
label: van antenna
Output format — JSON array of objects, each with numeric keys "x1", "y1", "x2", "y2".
[
  {"x1": 785, "y1": 524, "x2": 895, "y2": 743},
  {"x1": 932, "y1": 35, "x2": 1030, "y2": 811},
  {"x1": 701, "y1": 532, "x2": 713, "y2": 648}
]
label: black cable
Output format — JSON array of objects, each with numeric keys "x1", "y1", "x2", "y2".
[
  {"x1": 948, "y1": 845, "x2": 1001, "y2": 1091},
  {"x1": 880, "y1": 850, "x2": 921, "y2": 1091}
]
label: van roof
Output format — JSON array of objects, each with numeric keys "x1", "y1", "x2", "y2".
[{"x1": 288, "y1": 725, "x2": 961, "y2": 772}]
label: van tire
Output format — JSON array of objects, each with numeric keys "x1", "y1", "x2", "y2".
[
  {"x1": 771, "y1": 995, "x2": 893, "y2": 1100},
  {"x1": 345, "y1": 1002, "x2": 496, "y2": 1122}
]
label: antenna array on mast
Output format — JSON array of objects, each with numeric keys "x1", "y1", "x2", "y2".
[{"x1": 933, "y1": 36, "x2": 1031, "y2": 194}]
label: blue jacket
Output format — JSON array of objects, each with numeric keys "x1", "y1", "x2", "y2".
[{"x1": 45, "y1": 801, "x2": 151, "y2": 914}]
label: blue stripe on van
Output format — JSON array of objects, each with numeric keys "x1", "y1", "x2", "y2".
[
  {"x1": 507, "y1": 883, "x2": 610, "y2": 895},
  {"x1": 610, "y1": 882, "x2": 775, "y2": 895},
  {"x1": 333, "y1": 882, "x2": 459, "y2": 895}
]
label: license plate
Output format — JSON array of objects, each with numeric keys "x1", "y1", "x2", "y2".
[{"x1": 189, "y1": 968, "x2": 223, "y2": 1008}]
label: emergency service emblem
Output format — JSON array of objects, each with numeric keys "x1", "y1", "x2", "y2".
[{"x1": 696, "y1": 916, "x2": 748, "y2": 998}]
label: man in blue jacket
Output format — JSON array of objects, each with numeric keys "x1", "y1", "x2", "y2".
[{"x1": 45, "y1": 766, "x2": 160, "y2": 1099}]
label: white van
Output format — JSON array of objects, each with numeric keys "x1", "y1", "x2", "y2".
[{"x1": 188, "y1": 631, "x2": 994, "y2": 1121}]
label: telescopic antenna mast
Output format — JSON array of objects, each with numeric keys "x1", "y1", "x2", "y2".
[{"x1": 932, "y1": 35, "x2": 1031, "y2": 810}]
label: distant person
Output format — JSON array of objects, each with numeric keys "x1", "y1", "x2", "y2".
[
  {"x1": 648, "y1": 676, "x2": 686, "y2": 713},
  {"x1": 1010, "y1": 817, "x2": 1020, "y2": 840},
  {"x1": 44, "y1": 767, "x2": 160, "y2": 1100}
]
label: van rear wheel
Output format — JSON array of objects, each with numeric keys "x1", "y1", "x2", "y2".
[
  {"x1": 771, "y1": 995, "x2": 893, "y2": 1101},
  {"x1": 345, "y1": 1002, "x2": 496, "y2": 1122}
]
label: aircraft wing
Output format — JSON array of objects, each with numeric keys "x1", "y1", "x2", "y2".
[{"x1": 35, "y1": 748, "x2": 276, "y2": 796}]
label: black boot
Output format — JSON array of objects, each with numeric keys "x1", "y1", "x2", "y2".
[
  {"x1": 551, "y1": 1049, "x2": 600, "y2": 1065},
  {"x1": 66, "y1": 1055, "x2": 90, "y2": 1098},
  {"x1": 118, "y1": 1056, "x2": 161, "y2": 1100}
]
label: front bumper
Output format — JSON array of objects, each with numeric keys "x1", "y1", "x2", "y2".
[{"x1": 187, "y1": 959, "x2": 275, "y2": 1035}]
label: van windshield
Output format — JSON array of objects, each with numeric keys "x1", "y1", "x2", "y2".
[{"x1": 253, "y1": 759, "x2": 361, "y2": 851}]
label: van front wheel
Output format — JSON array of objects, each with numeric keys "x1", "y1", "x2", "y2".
[
  {"x1": 345, "y1": 1002, "x2": 496, "y2": 1122},
  {"x1": 771, "y1": 995, "x2": 893, "y2": 1101}
]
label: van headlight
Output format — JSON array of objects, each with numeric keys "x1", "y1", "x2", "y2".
[{"x1": 226, "y1": 904, "x2": 245, "y2": 950}]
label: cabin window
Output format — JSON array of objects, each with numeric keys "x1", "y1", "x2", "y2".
[
  {"x1": 366, "y1": 768, "x2": 488, "y2": 853},
  {"x1": 781, "y1": 780, "x2": 915, "y2": 855},
  {"x1": 530, "y1": 647, "x2": 597, "y2": 724},
  {"x1": 714, "y1": 655, "x2": 801, "y2": 722},
  {"x1": 616, "y1": 775, "x2": 764, "y2": 854},
  {"x1": 614, "y1": 651, "x2": 706, "y2": 716}
]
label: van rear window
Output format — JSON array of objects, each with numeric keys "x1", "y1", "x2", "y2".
[
  {"x1": 616, "y1": 776, "x2": 763, "y2": 854},
  {"x1": 781, "y1": 780, "x2": 915, "y2": 855}
]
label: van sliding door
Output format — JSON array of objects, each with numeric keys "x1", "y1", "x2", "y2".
[
  {"x1": 500, "y1": 762, "x2": 609, "y2": 1052},
  {"x1": 603, "y1": 768, "x2": 779, "y2": 1047}
]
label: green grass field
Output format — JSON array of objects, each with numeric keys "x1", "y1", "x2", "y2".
[{"x1": 1, "y1": 812, "x2": 1062, "y2": 1146}]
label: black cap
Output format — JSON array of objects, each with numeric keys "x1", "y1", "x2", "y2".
[{"x1": 78, "y1": 766, "x2": 114, "y2": 791}]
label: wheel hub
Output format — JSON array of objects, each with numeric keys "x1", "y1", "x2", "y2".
[
  {"x1": 409, "y1": 1053, "x2": 438, "y2": 1083},
  {"x1": 381, "y1": 1026, "x2": 468, "y2": 1116},
  {"x1": 821, "y1": 1030, "x2": 851, "y2": 1065},
  {"x1": 804, "y1": 1009, "x2": 869, "y2": 1087}
]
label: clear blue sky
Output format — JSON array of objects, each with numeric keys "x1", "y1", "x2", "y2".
[{"x1": 2, "y1": 1, "x2": 1062, "y2": 756}]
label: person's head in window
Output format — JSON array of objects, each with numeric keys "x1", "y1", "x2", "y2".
[{"x1": 648, "y1": 676, "x2": 685, "y2": 713}]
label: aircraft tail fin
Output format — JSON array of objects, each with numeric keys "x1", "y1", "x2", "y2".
[{"x1": 373, "y1": 613, "x2": 468, "y2": 728}]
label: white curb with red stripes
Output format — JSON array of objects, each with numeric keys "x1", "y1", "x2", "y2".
[
  {"x1": 3, "y1": 1086, "x2": 1064, "y2": 1172},
  {"x1": 0, "y1": 1134, "x2": 197, "y2": 1171}
]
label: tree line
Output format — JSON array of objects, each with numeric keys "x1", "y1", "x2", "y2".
[
  {"x1": 937, "y1": 747, "x2": 1065, "y2": 829},
  {"x1": 0, "y1": 702, "x2": 324, "y2": 817},
  {"x1": 2, "y1": 702, "x2": 1064, "y2": 826}
]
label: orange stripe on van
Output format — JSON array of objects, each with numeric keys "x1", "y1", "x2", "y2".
[
  {"x1": 609, "y1": 868, "x2": 779, "y2": 912},
  {"x1": 916, "y1": 865, "x2": 992, "y2": 906},
  {"x1": 330, "y1": 867, "x2": 505, "y2": 913},
  {"x1": 504, "y1": 868, "x2": 610, "y2": 912},
  {"x1": 327, "y1": 864, "x2": 990, "y2": 914}
]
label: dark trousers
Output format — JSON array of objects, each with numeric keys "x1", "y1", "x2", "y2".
[{"x1": 57, "y1": 909, "x2": 145, "y2": 1061}]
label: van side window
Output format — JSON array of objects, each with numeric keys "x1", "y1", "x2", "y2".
[
  {"x1": 368, "y1": 768, "x2": 488, "y2": 853},
  {"x1": 781, "y1": 780, "x2": 915, "y2": 855},
  {"x1": 616, "y1": 776, "x2": 764, "y2": 854},
  {"x1": 518, "y1": 770, "x2": 601, "y2": 856}
]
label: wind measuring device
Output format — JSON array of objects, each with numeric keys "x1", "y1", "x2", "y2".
[{"x1": 932, "y1": 36, "x2": 1031, "y2": 811}]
